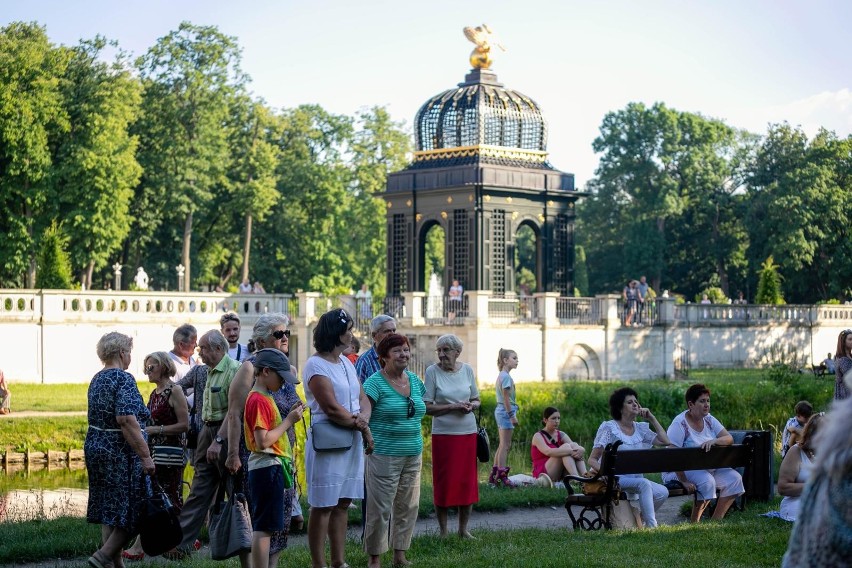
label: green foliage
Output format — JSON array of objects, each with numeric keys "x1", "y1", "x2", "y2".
[
  {"x1": 695, "y1": 286, "x2": 728, "y2": 303},
  {"x1": 424, "y1": 224, "x2": 445, "y2": 280},
  {"x1": 758, "y1": 344, "x2": 806, "y2": 387},
  {"x1": 514, "y1": 224, "x2": 537, "y2": 292},
  {"x1": 574, "y1": 245, "x2": 588, "y2": 296},
  {"x1": 755, "y1": 256, "x2": 785, "y2": 304},
  {"x1": 35, "y1": 221, "x2": 74, "y2": 289}
]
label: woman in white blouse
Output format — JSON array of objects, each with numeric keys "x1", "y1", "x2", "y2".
[
  {"x1": 588, "y1": 387, "x2": 671, "y2": 528},
  {"x1": 662, "y1": 383, "x2": 744, "y2": 522},
  {"x1": 778, "y1": 412, "x2": 824, "y2": 521}
]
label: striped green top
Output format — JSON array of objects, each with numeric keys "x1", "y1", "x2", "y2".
[{"x1": 363, "y1": 369, "x2": 426, "y2": 456}]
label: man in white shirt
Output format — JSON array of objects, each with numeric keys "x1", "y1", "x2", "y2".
[
  {"x1": 220, "y1": 312, "x2": 248, "y2": 362},
  {"x1": 168, "y1": 323, "x2": 198, "y2": 381}
]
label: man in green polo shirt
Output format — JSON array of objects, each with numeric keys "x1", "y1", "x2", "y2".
[{"x1": 172, "y1": 329, "x2": 245, "y2": 564}]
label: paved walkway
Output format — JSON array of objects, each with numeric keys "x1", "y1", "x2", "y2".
[{"x1": 6, "y1": 495, "x2": 692, "y2": 567}]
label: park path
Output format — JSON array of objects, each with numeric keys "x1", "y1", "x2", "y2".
[{"x1": 3, "y1": 496, "x2": 692, "y2": 568}]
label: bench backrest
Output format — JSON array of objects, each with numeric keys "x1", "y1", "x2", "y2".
[{"x1": 605, "y1": 443, "x2": 753, "y2": 476}]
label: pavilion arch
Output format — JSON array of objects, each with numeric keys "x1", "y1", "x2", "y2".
[
  {"x1": 513, "y1": 217, "x2": 543, "y2": 294},
  {"x1": 559, "y1": 343, "x2": 602, "y2": 381},
  {"x1": 417, "y1": 219, "x2": 447, "y2": 292}
]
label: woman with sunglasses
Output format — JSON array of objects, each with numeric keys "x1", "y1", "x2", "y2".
[
  {"x1": 833, "y1": 329, "x2": 852, "y2": 400},
  {"x1": 362, "y1": 333, "x2": 426, "y2": 568},
  {"x1": 304, "y1": 309, "x2": 374, "y2": 568},
  {"x1": 220, "y1": 313, "x2": 303, "y2": 566},
  {"x1": 424, "y1": 333, "x2": 480, "y2": 538}
]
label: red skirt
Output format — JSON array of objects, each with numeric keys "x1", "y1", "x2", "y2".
[{"x1": 432, "y1": 433, "x2": 479, "y2": 507}]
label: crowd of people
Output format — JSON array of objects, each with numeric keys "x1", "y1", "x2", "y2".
[{"x1": 80, "y1": 313, "x2": 852, "y2": 567}]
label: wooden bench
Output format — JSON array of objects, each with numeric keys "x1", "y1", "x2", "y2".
[{"x1": 562, "y1": 434, "x2": 759, "y2": 530}]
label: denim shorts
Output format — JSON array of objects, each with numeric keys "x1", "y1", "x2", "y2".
[{"x1": 495, "y1": 403, "x2": 519, "y2": 430}]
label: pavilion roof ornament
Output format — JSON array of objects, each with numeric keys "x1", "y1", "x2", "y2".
[{"x1": 463, "y1": 24, "x2": 505, "y2": 70}]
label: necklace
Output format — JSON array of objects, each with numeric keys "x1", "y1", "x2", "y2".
[{"x1": 384, "y1": 371, "x2": 408, "y2": 388}]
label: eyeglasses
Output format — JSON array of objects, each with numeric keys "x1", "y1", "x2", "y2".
[
  {"x1": 843, "y1": 330, "x2": 852, "y2": 335},
  {"x1": 272, "y1": 329, "x2": 291, "y2": 340},
  {"x1": 436, "y1": 347, "x2": 456, "y2": 354},
  {"x1": 406, "y1": 396, "x2": 415, "y2": 419}
]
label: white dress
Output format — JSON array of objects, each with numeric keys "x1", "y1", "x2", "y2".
[
  {"x1": 303, "y1": 354, "x2": 365, "y2": 508},
  {"x1": 780, "y1": 451, "x2": 812, "y2": 522}
]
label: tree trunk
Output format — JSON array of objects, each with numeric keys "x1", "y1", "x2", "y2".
[
  {"x1": 182, "y1": 210, "x2": 193, "y2": 292},
  {"x1": 241, "y1": 211, "x2": 252, "y2": 283},
  {"x1": 653, "y1": 215, "x2": 666, "y2": 293},
  {"x1": 85, "y1": 261, "x2": 95, "y2": 290},
  {"x1": 25, "y1": 199, "x2": 36, "y2": 288}
]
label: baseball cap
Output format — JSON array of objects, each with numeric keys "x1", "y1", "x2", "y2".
[{"x1": 254, "y1": 348, "x2": 299, "y2": 384}]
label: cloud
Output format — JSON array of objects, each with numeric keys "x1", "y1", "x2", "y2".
[{"x1": 737, "y1": 89, "x2": 852, "y2": 137}]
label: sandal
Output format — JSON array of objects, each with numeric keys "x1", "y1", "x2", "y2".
[
  {"x1": 88, "y1": 551, "x2": 114, "y2": 568},
  {"x1": 121, "y1": 551, "x2": 144, "y2": 561}
]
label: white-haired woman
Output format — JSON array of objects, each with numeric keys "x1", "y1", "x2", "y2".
[
  {"x1": 85, "y1": 332, "x2": 154, "y2": 568},
  {"x1": 424, "y1": 334, "x2": 480, "y2": 538},
  {"x1": 221, "y1": 313, "x2": 303, "y2": 565}
]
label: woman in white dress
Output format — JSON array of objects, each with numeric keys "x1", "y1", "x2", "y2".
[
  {"x1": 588, "y1": 387, "x2": 671, "y2": 528},
  {"x1": 303, "y1": 309, "x2": 374, "y2": 568},
  {"x1": 778, "y1": 412, "x2": 824, "y2": 522},
  {"x1": 662, "y1": 383, "x2": 744, "y2": 522}
]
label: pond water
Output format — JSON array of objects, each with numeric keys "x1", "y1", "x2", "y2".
[{"x1": 0, "y1": 463, "x2": 89, "y2": 522}]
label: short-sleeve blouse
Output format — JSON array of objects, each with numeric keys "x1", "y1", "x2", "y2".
[
  {"x1": 424, "y1": 363, "x2": 479, "y2": 435},
  {"x1": 593, "y1": 420, "x2": 657, "y2": 451},
  {"x1": 666, "y1": 411, "x2": 726, "y2": 448},
  {"x1": 303, "y1": 354, "x2": 361, "y2": 422}
]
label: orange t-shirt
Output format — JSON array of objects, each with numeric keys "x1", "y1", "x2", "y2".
[{"x1": 243, "y1": 390, "x2": 287, "y2": 459}]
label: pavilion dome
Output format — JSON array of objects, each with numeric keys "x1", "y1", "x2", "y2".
[{"x1": 411, "y1": 68, "x2": 550, "y2": 169}]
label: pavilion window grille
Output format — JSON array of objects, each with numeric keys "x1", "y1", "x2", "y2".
[
  {"x1": 492, "y1": 210, "x2": 506, "y2": 295},
  {"x1": 553, "y1": 214, "x2": 570, "y2": 296},
  {"x1": 391, "y1": 214, "x2": 408, "y2": 295},
  {"x1": 453, "y1": 210, "x2": 469, "y2": 286}
]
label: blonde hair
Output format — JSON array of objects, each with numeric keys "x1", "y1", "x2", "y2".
[
  {"x1": 144, "y1": 351, "x2": 177, "y2": 379},
  {"x1": 497, "y1": 348, "x2": 516, "y2": 370}
]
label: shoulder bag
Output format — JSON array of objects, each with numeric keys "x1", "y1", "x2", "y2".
[
  {"x1": 209, "y1": 474, "x2": 252, "y2": 560},
  {"x1": 476, "y1": 405, "x2": 490, "y2": 463},
  {"x1": 138, "y1": 477, "x2": 183, "y2": 556},
  {"x1": 150, "y1": 387, "x2": 186, "y2": 466},
  {"x1": 310, "y1": 358, "x2": 356, "y2": 452}
]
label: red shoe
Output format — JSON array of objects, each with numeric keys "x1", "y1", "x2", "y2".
[{"x1": 121, "y1": 550, "x2": 144, "y2": 561}]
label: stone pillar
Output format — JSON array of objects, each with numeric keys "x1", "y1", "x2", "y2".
[
  {"x1": 467, "y1": 290, "x2": 492, "y2": 326},
  {"x1": 536, "y1": 292, "x2": 560, "y2": 328},
  {"x1": 597, "y1": 294, "x2": 620, "y2": 380},
  {"x1": 657, "y1": 298, "x2": 676, "y2": 379},
  {"x1": 658, "y1": 297, "x2": 675, "y2": 325},
  {"x1": 402, "y1": 292, "x2": 425, "y2": 327}
]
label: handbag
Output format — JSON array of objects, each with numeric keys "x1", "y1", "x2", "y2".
[
  {"x1": 310, "y1": 359, "x2": 356, "y2": 452},
  {"x1": 581, "y1": 471, "x2": 620, "y2": 503},
  {"x1": 280, "y1": 455, "x2": 295, "y2": 488},
  {"x1": 209, "y1": 475, "x2": 252, "y2": 560},
  {"x1": 311, "y1": 421, "x2": 354, "y2": 452},
  {"x1": 152, "y1": 445, "x2": 185, "y2": 467},
  {"x1": 476, "y1": 405, "x2": 490, "y2": 463},
  {"x1": 138, "y1": 477, "x2": 183, "y2": 557}
]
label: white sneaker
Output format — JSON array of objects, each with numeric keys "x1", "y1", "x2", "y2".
[{"x1": 536, "y1": 473, "x2": 553, "y2": 488}]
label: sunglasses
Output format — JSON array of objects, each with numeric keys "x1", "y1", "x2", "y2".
[
  {"x1": 406, "y1": 396, "x2": 415, "y2": 419},
  {"x1": 272, "y1": 329, "x2": 291, "y2": 340},
  {"x1": 337, "y1": 309, "x2": 351, "y2": 324}
]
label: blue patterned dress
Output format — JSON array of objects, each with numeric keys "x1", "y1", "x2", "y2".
[{"x1": 85, "y1": 368, "x2": 150, "y2": 530}]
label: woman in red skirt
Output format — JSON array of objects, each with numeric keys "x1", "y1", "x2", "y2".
[{"x1": 424, "y1": 334, "x2": 481, "y2": 538}]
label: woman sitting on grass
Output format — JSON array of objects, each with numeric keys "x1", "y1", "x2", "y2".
[
  {"x1": 777, "y1": 412, "x2": 825, "y2": 522},
  {"x1": 588, "y1": 387, "x2": 671, "y2": 528},
  {"x1": 530, "y1": 406, "x2": 587, "y2": 486}
]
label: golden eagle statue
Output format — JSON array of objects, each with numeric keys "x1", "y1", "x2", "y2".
[{"x1": 463, "y1": 24, "x2": 505, "y2": 69}]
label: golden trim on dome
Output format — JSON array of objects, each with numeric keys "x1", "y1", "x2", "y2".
[{"x1": 413, "y1": 144, "x2": 548, "y2": 163}]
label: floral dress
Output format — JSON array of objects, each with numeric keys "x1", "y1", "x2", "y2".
[
  {"x1": 147, "y1": 386, "x2": 186, "y2": 508},
  {"x1": 85, "y1": 368, "x2": 150, "y2": 531},
  {"x1": 834, "y1": 356, "x2": 850, "y2": 400}
]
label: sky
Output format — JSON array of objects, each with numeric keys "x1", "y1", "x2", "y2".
[{"x1": 3, "y1": 0, "x2": 850, "y2": 188}]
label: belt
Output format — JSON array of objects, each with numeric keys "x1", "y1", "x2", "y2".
[{"x1": 204, "y1": 420, "x2": 223, "y2": 427}]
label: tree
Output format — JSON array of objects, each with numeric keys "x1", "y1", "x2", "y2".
[
  {"x1": 54, "y1": 37, "x2": 142, "y2": 289},
  {"x1": 755, "y1": 256, "x2": 784, "y2": 304},
  {"x1": 35, "y1": 221, "x2": 73, "y2": 289},
  {"x1": 0, "y1": 22, "x2": 70, "y2": 287},
  {"x1": 424, "y1": 225, "x2": 445, "y2": 278},
  {"x1": 133, "y1": 22, "x2": 247, "y2": 291},
  {"x1": 574, "y1": 245, "x2": 588, "y2": 296}
]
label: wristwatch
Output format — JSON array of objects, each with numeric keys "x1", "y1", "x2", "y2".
[{"x1": 214, "y1": 435, "x2": 224, "y2": 444}]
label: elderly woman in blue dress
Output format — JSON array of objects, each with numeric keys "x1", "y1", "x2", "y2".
[
  {"x1": 588, "y1": 387, "x2": 671, "y2": 528},
  {"x1": 662, "y1": 383, "x2": 744, "y2": 522},
  {"x1": 85, "y1": 332, "x2": 155, "y2": 568}
]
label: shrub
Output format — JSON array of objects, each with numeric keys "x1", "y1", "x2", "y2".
[
  {"x1": 756, "y1": 256, "x2": 784, "y2": 305},
  {"x1": 35, "y1": 221, "x2": 74, "y2": 289},
  {"x1": 695, "y1": 286, "x2": 728, "y2": 304}
]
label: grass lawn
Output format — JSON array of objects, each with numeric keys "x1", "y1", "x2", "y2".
[{"x1": 0, "y1": 494, "x2": 793, "y2": 566}]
